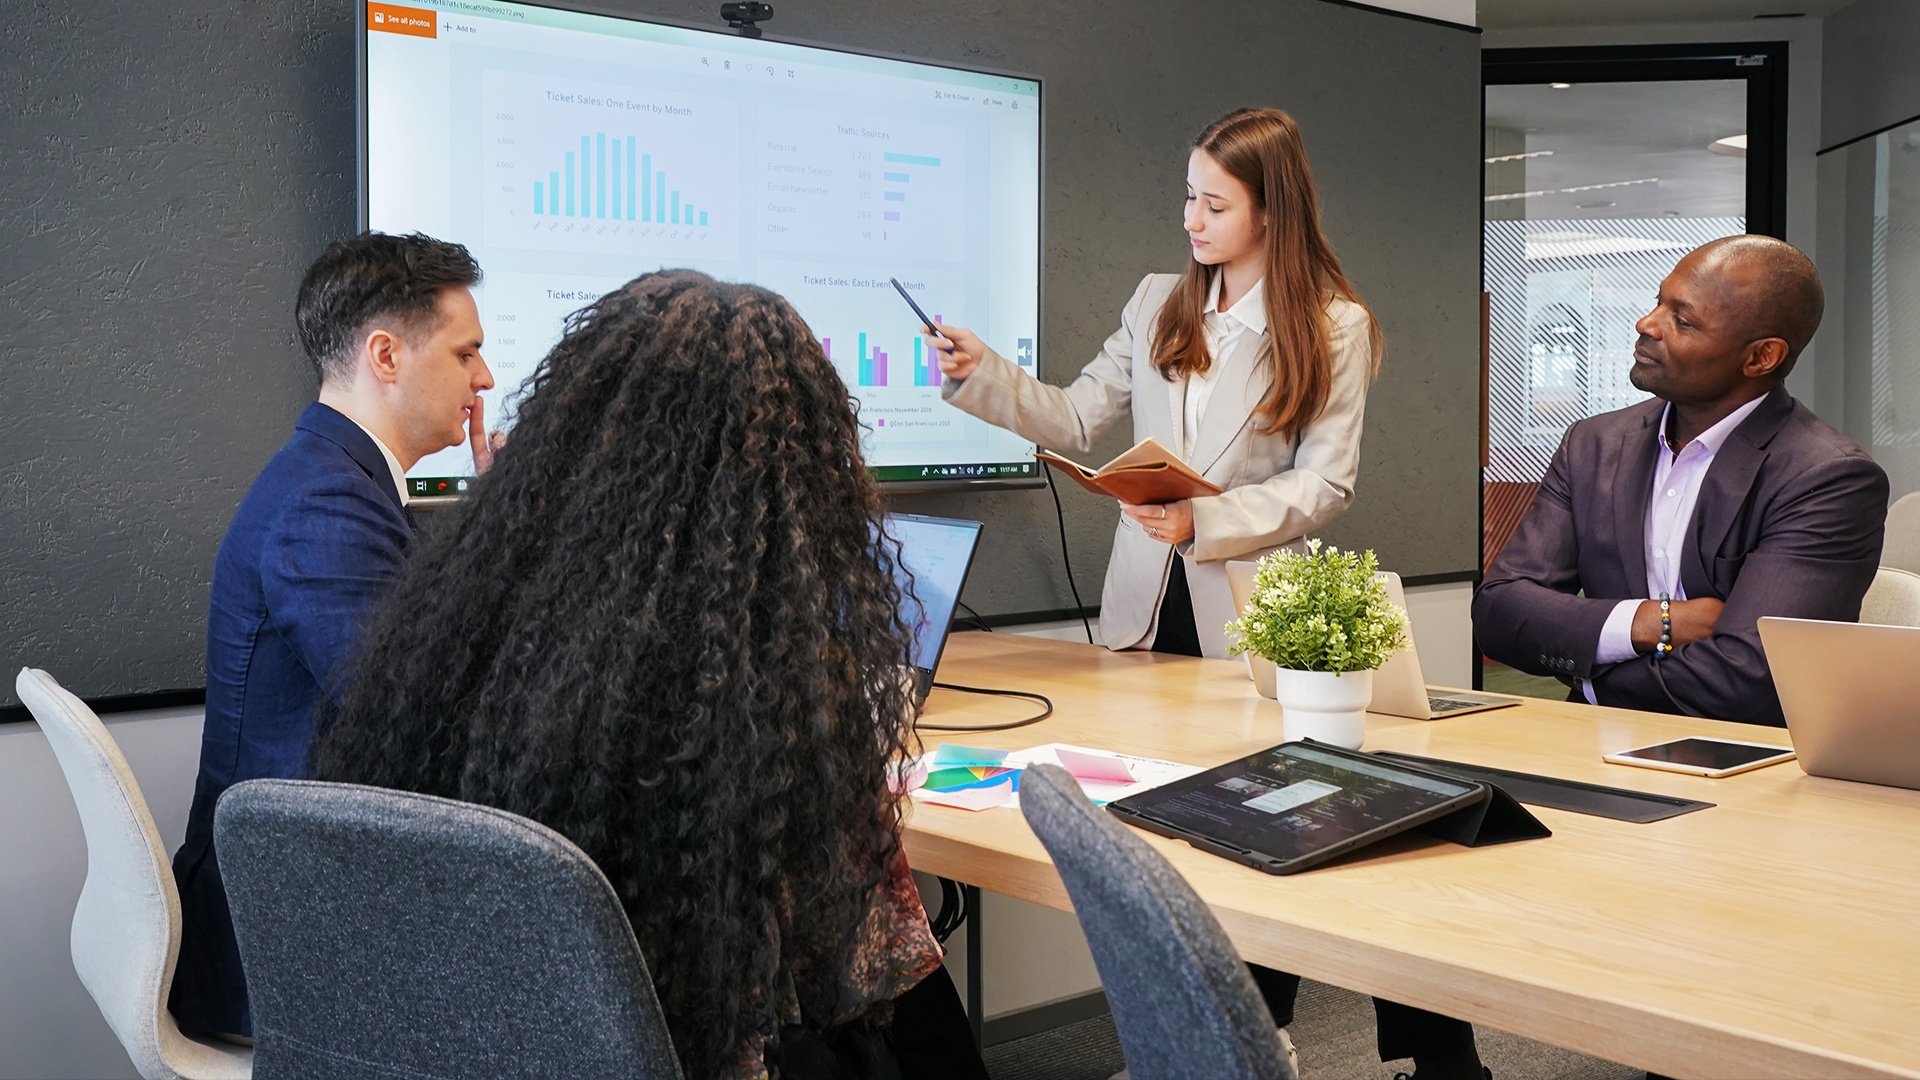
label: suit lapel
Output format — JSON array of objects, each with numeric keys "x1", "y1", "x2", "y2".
[
  {"x1": 1610, "y1": 403, "x2": 1661, "y2": 594},
  {"x1": 1187, "y1": 330, "x2": 1272, "y2": 477},
  {"x1": 1126, "y1": 278, "x2": 1190, "y2": 457},
  {"x1": 1683, "y1": 387, "x2": 1792, "y2": 597},
  {"x1": 1165, "y1": 364, "x2": 1189, "y2": 457}
]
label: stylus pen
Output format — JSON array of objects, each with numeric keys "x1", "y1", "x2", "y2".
[{"x1": 890, "y1": 276, "x2": 953, "y2": 347}]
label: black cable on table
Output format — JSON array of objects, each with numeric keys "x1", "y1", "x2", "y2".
[
  {"x1": 955, "y1": 599, "x2": 994, "y2": 633},
  {"x1": 915, "y1": 681, "x2": 1054, "y2": 732}
]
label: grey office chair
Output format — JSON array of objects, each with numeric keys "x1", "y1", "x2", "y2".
[
  {"x1": 1861, "y1": 565, "x2": 1920, "y2": 627},
  {"x1": 1883, "y1": 492, "x2": 1920, "y2": 575},
  {"x1": 1018, "y1": 764, "x2": 1296, "y2": 1080},
  {"x1": 214, "y1": 779, "x2": 682, "y2": 1080}
]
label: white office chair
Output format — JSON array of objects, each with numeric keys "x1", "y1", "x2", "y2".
[
  {"x1": 1883, "y1": 493, "x2": 1920, "y2": 575},
  {"x1": 1860, "y1": 566, "x2": 1920, "y2": 628},
  {"x1": 15, "y1": 669, "x2": 253, "y2": 1080}
]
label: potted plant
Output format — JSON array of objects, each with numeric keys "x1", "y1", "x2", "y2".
[{"x1": 1224, "y1": 540, "x2": 1410, "y2": 749}]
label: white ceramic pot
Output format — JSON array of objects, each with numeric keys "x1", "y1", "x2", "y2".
[
  {"x1": 1244, "y1": 652, "x2": 1278, "y2": 700},
  {"x1": 1271, "y1": 667, "x2": 1374, "y2": 750}
]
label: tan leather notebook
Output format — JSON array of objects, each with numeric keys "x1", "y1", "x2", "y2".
[{"x1": 1036, "y1": 437, "x2": 1223, "y2": 504}]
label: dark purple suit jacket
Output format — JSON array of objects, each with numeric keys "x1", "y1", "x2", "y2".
[{"x1": 1474, "y1": 386, "x2": 1888, "y2": 727}]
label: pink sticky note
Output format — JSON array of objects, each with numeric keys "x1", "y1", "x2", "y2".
[
  {"x1": 1056, "y1": 748, "x2": 1135, "y2": 783},
  {"x1": 919, "y1": 784, "x2": 1014, "y2": 812},
  {"x1": 1076, "y1": 782, "x2": 1134, "y2": 806}
]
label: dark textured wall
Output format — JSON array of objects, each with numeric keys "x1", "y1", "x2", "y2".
[
  {"x1": 3, "y1": 1, "x2": 352, "y2": 707},
  {"x1": 0, "y1": 0, "x2": 1480, "y2": 707}
]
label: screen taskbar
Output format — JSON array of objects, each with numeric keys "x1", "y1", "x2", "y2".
[
  {"x1": 409, "y1": 461, "x2": 1037, "y2": 495},
  {"x1": 409, "y1": 476, "x2": 473, "y2": 499},
  {"x1": 871, "y1": 461, "x2": 1037, "y2": 482}
]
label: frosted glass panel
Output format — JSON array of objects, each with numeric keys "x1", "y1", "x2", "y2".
[
  {"x1": 1481, "y1": 80, "x2": 1747, "y2": 570},
  {"x1": 1819, "y1": 121, "x2": 1920, "y2": 501},
  {"x1": 1483, "y1": 217, "x2": 1745, "y2": 484}
]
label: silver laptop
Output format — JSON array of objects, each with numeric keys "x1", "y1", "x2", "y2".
[
  {"x1": 1758, "y1": 616, "x2": 1920, "y2": 789},
  {"x1": 882, "y1": 512, "x2": 984, "y2": 708},
  {"x1": 1225, "y1": 562, "x2": 1520, "y2": 719}
]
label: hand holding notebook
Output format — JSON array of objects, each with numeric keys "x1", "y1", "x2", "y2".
[{"x1": 1037, "y1": 437, "x2": 1223, "y2": 504}]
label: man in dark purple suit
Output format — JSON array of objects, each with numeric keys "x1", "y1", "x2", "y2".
[{"x1": 1475, "y1": 235, "x2": 1887, "y2": 727}]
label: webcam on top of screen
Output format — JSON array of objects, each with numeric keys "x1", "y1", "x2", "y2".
[{"x1": 721, "y1": 2, "x2": 772, "y2": 37}]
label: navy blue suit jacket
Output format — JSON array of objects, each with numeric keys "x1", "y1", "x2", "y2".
[
  {"x1": 169, "y1": 402, "x2": 412, "y2": 1036},
  {"x1": 1474, "y1": 386, "x2": 1888, "y2": 727}
]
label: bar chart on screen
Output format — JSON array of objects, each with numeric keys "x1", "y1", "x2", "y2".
[
  {"x1": 761, "y1": 263, "x2": 1014, "y2": 466},
  {"x1": 480, "y1": 71, "x2": 740, "y2": 257},
  {"x1": 825, "y1": 329, "x2": 947, "y2": 388}
]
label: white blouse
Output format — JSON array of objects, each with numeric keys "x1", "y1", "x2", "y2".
[{"x1": 1184, "y1": 274, "x2": 1267, "y2": 455}]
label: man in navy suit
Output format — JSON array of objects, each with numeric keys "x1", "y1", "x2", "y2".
[
  {"x1": 1476, "y1": 235, "x2": 1887, "y2": 726},
  {"x1": 169, "y1": 233, "x2": 495, "y2": 1037}
]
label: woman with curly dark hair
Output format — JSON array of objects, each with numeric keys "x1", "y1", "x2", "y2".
[{"x1": 310, "y1": 269, "x2": 982, "y2": 1080}]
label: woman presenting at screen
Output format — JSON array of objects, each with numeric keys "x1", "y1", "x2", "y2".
[
  {"x1": 927, "y1": 107, "x2": 1381, "y2": 660},
  {"x1": 930, "y1": 107, "x2": 1489, "y2": 1080}
]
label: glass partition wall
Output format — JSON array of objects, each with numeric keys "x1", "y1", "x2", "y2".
[{"x1": 1816, "y1": 118, "x2": 1920, "y2": 502}]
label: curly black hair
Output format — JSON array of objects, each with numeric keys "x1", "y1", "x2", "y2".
[{"x1": 309, "y1": 268, "x2": 919, "y2": 1078}]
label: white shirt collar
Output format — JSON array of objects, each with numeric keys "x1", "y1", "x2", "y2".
[
  {"x1": 344, "y1": 415, "x2": 411, "y2": 506},
  {"x1": 1657, "y1": 394, "x2": 1768, "y2": 458},
  {"x1": 1203, "y1": 273, "x2": 1267, "y2": 335}
]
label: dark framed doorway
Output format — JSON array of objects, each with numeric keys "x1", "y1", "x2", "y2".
[{"x1": 1476, "y1": 42, "x2": 1790, "y2": 694}]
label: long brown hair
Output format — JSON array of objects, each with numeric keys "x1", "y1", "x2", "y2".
[{"x1": 1150, "y1": 108, "x2": 1382, "y2": 438}]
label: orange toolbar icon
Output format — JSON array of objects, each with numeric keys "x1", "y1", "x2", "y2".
[{"x1": 367, "y1": 3, "x2": 437, "y2": 38}]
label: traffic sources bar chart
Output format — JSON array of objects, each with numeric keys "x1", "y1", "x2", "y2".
[{"x1": 878, "y1": 152, "x2": 938, "y2": 234}]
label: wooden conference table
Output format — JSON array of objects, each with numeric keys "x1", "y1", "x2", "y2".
[{"x1": 903, "y1": 633, "x2": 1920, "y2": 1080}]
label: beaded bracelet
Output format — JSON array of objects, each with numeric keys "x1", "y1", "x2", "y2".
[{"x1": 1655, "y1": 593, "x2": 1673, "y2": 658}]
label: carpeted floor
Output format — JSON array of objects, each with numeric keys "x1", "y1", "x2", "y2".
[{"x1": 983, "y1": 978, "x2": 1643, "y2": 1080}]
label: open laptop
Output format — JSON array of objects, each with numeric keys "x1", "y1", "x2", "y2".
[
  {"x1": 882, "y1": 512, "x2": 984, "y2": 708},
  {"x1": 1370, "y1": 572, "x2": 1522, "y2": 719},
  {"x1": 1758, "y1": 616, "x2": 1920, "y2": 790},
  {"x1": 1225, "y1": 562, "x2": 1520, "y2": 719}
]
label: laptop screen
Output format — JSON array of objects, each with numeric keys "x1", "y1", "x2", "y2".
[{"x1": 882, "y1": 513, "x2": 984, "y2": 682}]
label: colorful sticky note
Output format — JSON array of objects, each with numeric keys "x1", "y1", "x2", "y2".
[
  {"x1": 933, "y1": 744, "x2": 1011, "y2": 768},
  {"x1": 1056, "y1": 748, "x2": 1135, "y2": 783},
  {"x1": 922, "y1": 767, "x2": 977, "y2": 791},
  {"x1": 919, "y1": 783, "x2": 1015, "y2": 811},
  {"x1": 923, "y1": 766, "x2": 1020, "y2": 793}
]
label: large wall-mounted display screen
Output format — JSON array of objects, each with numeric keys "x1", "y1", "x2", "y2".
[{"x1": 360, "y1": 0, "x2": 1043, "y2": 494}]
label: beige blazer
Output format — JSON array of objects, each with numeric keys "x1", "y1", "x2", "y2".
[{"x1": 942, "y1": 273, "x2": 1375, "y2": 657}]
